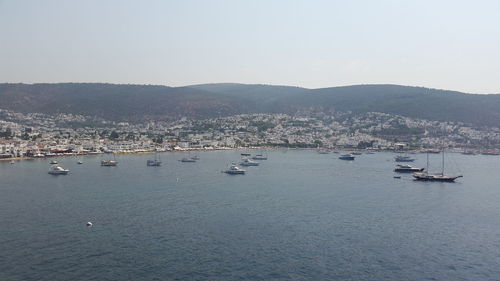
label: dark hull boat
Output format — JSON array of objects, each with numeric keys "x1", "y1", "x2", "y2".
[{"x1": 413, "y1": 173, "x2": 462, "y2": 182}]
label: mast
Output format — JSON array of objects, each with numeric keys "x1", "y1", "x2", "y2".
[{"x1": 441, "y1": 148, "x2": 445, "y2": 176}]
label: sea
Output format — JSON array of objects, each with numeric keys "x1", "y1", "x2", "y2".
[{"x1": 1, "y1": 150, "x2": 500, "y2": 281}]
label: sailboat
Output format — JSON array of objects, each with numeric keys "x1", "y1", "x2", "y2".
[
  {"x1": 413, "y1": 149, "x2": 462, "y2": 182},
  {"x1": 147, "y1": 151, "x2": 162, "y2": 166},
  {"x1": 101, "y1": 153, "x2": 118, "y2": 166}
]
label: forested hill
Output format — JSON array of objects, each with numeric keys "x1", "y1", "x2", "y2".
[{"x1": 1, "y1": 83, "x2": 500, "y2": 126}]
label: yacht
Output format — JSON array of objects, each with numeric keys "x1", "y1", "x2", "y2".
[
  {"x1": 48, "y1": 165, "x2": 69, "y2": 175},
  {"x1": 223, "y1": 164, "x2": 245, "y2": 175},
  {"x1": 394, "y1": 164, "x2": 424, "y2": 173},
  {"x1": 413, "y1": 150, "x2": 462, "y2": 182},
  {"x1": 101, "y1": 160, "x2": 118, "y2": 166},
  {"x1": 395, "y1": 155, "x2": 415, "y2": 162},
  {"x1": 339, "y1": 154, "x2": 355, "y2": 160},
  {"x1": 240, "y1": 158, "x2": 260, "y2": 166},
  {"x1": 252, "y1": 154, "x2": 268, "y2": 160}
]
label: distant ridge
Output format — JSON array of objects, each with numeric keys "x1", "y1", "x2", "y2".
[{"x1": 1, "y1": 82, "x2": 500, "y2": 126}]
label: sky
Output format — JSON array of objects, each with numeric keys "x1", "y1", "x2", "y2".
[{"x1": 0, "y1": 0, "x2": 499, "y2": 93}]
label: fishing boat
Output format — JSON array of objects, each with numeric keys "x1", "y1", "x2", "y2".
[{"x1": 413, "y1": 150, "x2": 462, "y2": 182}]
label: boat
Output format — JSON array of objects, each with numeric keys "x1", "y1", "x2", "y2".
[
  {"x1": 191, "y1": 155, "x2": 200, "y2": 160},
  {"x1": 413, "y1": 150, "x2": 462, "y2": 182},
  {"x1": 317, "y1": 149, "x2": 330, "y2": 154},
  {"x1": 147, "y1": 152, "x2": 162, "y2": 166},
  {"x1": 395, "y1": 155, "x2": 415, "y2": 162},
  {"x1": 77, "y1": 160, "x2": 83, "y2": 164},
  {"x1": 101, "y1": 160, "x2": 117, "y2": 166},
  {"x1": 147, "y1": 159, "x2": 162, "y2": 166},
  {"x1": 480, "y1": 151, "x2": 500, "y2": 156},
  {"x1": 239, "y1": 158, "x2": 260, "y2": 166},
  {"x1": 252, "y1": 154, "x2": 268, "y2": 160},
  {"x1": 48, "y1": 165, "x2": 69, "y2": 175},
  {"x1": 180, "y1": 157, "x2": 196, "y2": 162},
  {"x1": 49, "y1": 160, "x2": 58, "y2": 164},
  {"x1": 350, "y1": 151, "x2": 362, "y2": 155},
  {"x1": 10, "y1": 160, "x2": 15, "y2": 164},
  {"x1": 223, "y1": 164, "x2": 245, "y2": 175},
  {"x1": 339, "y1": 154, "x2": 355, "y2": 160},
  {"x1": 241, "y1": 153, "x2": 251, "y2": 156},
  {"x1": 394, "y1": 164, "x2": 424, "y2": 173}
]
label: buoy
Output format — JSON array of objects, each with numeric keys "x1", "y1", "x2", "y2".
[{"x1": 86, "y1": 221, "x2": 93, "y2": 227}]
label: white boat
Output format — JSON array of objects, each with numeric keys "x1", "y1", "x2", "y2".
[
  {"x1": 252, "y1": 154, "x2": 268, "y2": 160},
  {"x1": 101, "y1": 160, "x2": 118, "y2": 166},
  {"x1": 223, "y1": 164, "x2": 245, "y2": 175},
  {"x1": 49, "y1": 160, "x2": 58, "y2": 164},
  {"x1": 240, "y1": 158, "x2": 260, "y2": 166},
  {"x1": 48, "y1": 165, "x2": 69, "y2": 175},
  {"x1": 394, "y1": 164, "x2": 424, "y2": 173}
]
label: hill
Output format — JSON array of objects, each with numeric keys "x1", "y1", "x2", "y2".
[
  {"x1": 1, "y1": 83, "x2": 500, "y2": 126},
  {"x1": 0, "y1": 83, "x2": 249, "y2": 121}
]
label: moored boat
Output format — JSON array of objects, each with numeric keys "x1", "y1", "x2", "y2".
[
  {"x1": 223, "y1": 164, "x2": 245, "y2": 175},
  {"x1": 48, "y1": 165, "x2": 69, "y2": 175},
  {"x1": 395, "y1": 155, "x2": 415, "y2": 162},
  {"x1": 240, "y1": 158, "x2": 260, "y2": 166},
  {"x1": 101, "y1": 160, "x2": 118, "y2": 166},
  {"x1": 339, "y1": 154, "x2": 355, "y2": 160},
  {"x1": 394, "y1": 164, "x2": 424, "y2": 173}
]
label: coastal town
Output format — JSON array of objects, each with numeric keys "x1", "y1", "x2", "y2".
[{"x1": 1, "y1": 108, "x2": 500, "y2": 160}]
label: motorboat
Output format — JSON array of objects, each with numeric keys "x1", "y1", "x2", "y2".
[
  {"x1": 223, "y1": 164, "x2": 245, "y2": 175},
  {"x1": 395, "y1": 155, "x2": 415, "y2": 162},
  {"x1": 49, "y1": 160, "x2": 58, "y2": 164},
  {"x1": 101, "y1": 160, "x2": 118, "y2": 166},
  {"x1": 339, "y1": 154, "x2": 355, "y2": 160},
  {"x1": 48, "y1": 165, "x2": 69, "y2": 175},
  {"x1": 394, "y1": 164, "x2": 424, "y2": 173},
  {"x1": 240, "y1": 158, "x2": 260, "y2": 166},
  {"x1": 252, "y1": 154, "x2": 268, "y2": 160}
]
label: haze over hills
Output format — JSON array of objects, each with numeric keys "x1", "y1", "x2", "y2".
[{"x1": 1, "y1": 82, "x2": 500, "y2": 127}]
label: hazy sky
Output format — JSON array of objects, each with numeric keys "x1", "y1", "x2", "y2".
[{"x1": 1, "y1": 0, "x2": 499, "y2": 93}]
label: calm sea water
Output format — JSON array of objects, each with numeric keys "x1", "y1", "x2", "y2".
[{"x1": 1, "y1": 150, "x2": 500, "y2": 281}]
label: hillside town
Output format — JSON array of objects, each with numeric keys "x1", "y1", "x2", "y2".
[{"x1": 1, "y1": 108, "x2": 500, "y2": 159}]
